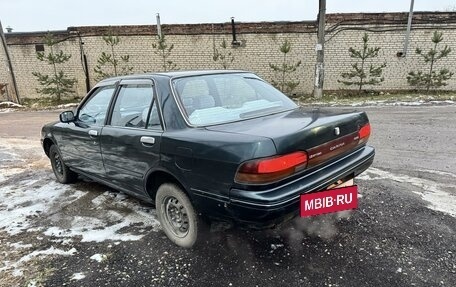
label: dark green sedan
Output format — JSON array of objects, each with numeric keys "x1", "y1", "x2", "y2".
[{"x1": 41, "y1": 70, "x2": 374, "y2": 248}]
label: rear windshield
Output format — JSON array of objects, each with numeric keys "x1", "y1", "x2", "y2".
[{"x1": 172, "y1": 73, "x2": 297, "y2": 126}]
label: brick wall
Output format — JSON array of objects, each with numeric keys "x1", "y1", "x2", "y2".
[
  {"x1": 2, "y1": 12, "x2": 456, "y2": 99},
  {"x1": 0, "y1": 33, "x2": 12, "y2": 100}
]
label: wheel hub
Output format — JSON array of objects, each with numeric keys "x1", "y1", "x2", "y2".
[{"x1": 163, "y1": 196, "x2": 190, "y2": 238}]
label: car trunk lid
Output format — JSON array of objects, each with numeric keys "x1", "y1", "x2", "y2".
[{"x1": 205, "y1": 108, "x2": 370, "y2": 166}]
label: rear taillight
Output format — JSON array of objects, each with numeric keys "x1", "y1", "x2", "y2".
[
  {"x1": 358, "y1": 123, "x2": 371, "y2": 144},
  {"x1": 235, "y1": 151, "x2": 308, "y2": 184}
]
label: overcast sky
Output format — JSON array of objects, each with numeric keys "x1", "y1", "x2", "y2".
[{"x1": 1, "y1": 0, "x2": 455, "y2": 32}]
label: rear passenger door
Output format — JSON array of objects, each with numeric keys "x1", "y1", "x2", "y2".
[{"x1": 100, "y1": 79, "x2": 163, "y2": 195}]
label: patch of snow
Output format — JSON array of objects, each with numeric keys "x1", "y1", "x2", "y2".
[
  {"x1": 0, "y1": 167, "x2": 26, "y2": 182},
  {"x1": 430, "y1": 100, "x2": 455, "y2": 105},
  {"x1": 8, "y1": 242, "x2": 33, "y2": 249},
  {"x1": 271, "y1": 244, "x2": 284, "y2": 250},
  {"x1": 350, "y1": 102, "x2": 363, "y2": 107},
  {"x1": 0, "y1": 101, "x2": 24, "y2": 108},
  {"x1": 27, "y1": 281, "x2": 37, "y2": 287},
  {"x1": 70, "y1": 272, "x2": 86, "y2": 281},
  {"x1": 0, "y1": 148, "x2": 21, "y2": 161},
  {"x1": 56, "y1": 103, "x2": 79, "y2": 109},
  {"x1": 115, "y1": 192, "x2": 128, "y2": 201},
  {"x1": 50, "y1": 238, "x2": 73, "y2": 245},
  {"x1": 44, "y1": 200, "x2": 160, "y2": 242},
  {"x1": 90, "y1": 253, "x2": 107, "y2": 262},
  {"x1": 0, "y1": 177, "x2": 86, "y2": 235},
  {"x1": 356, "y1": 172, "x2": 374, "y2": 181},
  {"x1": 91, "y1": 193, "x2": 108, "y2": 206},
  {"x1": 385, "y1": 101, "x2": 424, "y2": 106},
  {"x1": 358, "y1": 167, "x2": 456, "y2": 217},
  {"x1": 0, "y1": 138, "x2": 162, "y2": 278},
  {"x1": 306, "y1": 99, "x2": 456, "y2": 108},
  {"x1": 0, "y1": 246, "x2": 77, "y2": 276},
  {"x1": 417, "y1": 169, "x2": 456, "y2": 179},
  {"x1": 1, "y1": 171, "x2": 159, "y2": 244},
  {"x1": 0, "y1": 101, "x2": 24, "y2": 113},
  {"x1": 0, "y1": 108, "x2": 16, "y2": 113}
]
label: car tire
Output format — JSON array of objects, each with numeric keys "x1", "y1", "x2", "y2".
[
  {"x1": 156, "y1": 183, "x2": 205, "y2": 248},
  {"x1": 49, "y1": 145, "x2": 77, "y2": 184}
]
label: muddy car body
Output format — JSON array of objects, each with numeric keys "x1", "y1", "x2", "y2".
[{"x1": 41, "y1": 70, "x2": 375, "y2": 247}]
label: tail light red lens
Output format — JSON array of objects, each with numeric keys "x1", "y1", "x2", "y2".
[
  {"x1": 358, "y1": 123, "x2": 371, "y2": 144},
  {"x1": 235, "y1": 151, "x2": 308, "y2": 184}
]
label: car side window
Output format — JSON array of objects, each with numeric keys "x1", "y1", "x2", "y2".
[
  {"x1": 145, "y1": 99, "x2": 162, "y2": 130},
  {"x1": 78, "y1": 86, "x2": 115, "y2": 126},
  {"x1": 110, "y1": 84, "x2": 154, "y2": 129}
]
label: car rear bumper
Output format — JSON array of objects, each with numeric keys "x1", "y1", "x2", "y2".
[{"x1": 225, "y1": 145, "x2": 375, "y2": 228}]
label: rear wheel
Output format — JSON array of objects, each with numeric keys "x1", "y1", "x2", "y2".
[
  {"x1": 156, "y1": 183, "x2": 204, "y2": 248},
  {"x1": 49, "y1": 145, "x2": 77, "y2": 184}
]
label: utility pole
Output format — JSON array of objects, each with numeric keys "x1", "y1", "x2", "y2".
[
  {"x1": 313, "y1": 0, "x2": 326, "y2": 98},
  {"x1": 156, "y1": 13, "x2": 162, "y2": 38},
  {"x1": 402, "y1": 0, "x2": 415, "y2": 56},
  {"x1": 0, "y1": 20, "x2": 20, "y2": 104}
]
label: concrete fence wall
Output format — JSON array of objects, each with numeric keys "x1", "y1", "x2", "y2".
[{"x1": 1, "y1": 12, "x2": 456, "y2": 100}]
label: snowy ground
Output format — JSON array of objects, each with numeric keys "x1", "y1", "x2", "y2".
[
  {"x1": 299, "y1": 95, "x2": 456, "y2": 108},
  {"x1": 358, "y1": 167, "x2": 456, "y2": 217},
  {"x1": 0, "y1": 138, "x2": 160, "y2": 285},
  {"x1": 0, "y1": 102, "x2": 24, "y2": 114},
  {"x1": 0, "y1": 107, "x2": 455, "y2": 287}
]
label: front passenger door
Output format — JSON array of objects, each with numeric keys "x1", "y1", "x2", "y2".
[{"x1": 59, "y1": 85, "x2": 116, "y2": 178}]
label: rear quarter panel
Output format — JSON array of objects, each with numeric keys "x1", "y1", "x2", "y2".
[{"x1": 160, "y1": 129, "x2": 276, "y2": 201}]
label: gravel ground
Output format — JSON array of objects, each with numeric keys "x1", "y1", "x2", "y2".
[{"x1": 0, "y1": 105, "x2": 455, "y2": 287}]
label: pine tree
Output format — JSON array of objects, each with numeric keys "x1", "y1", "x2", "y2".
[
  {"x1": 407, "y1": 31, "x2": 453, "y2": 92},
  {"x1": 213, "y1": 39, "x2": 234, "y2": 69},
  {"x1": 94, "y1": 32, "x2": 133, "y2": 80},
  {"x1": 152, "y1": 33, "x2": 177, "y2": 72},
  {"x1": 338, "y1": 33, "x2": 386, "y2": 93},
  {"x1": 269, "y1": 39, "x2": 302, "y2": 95},
  {"x1": 32, "y1": 33, "x2": 76, "y2": 102}
]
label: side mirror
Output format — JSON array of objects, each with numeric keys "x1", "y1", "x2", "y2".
[{"x1": 59, "y1": 111, "x2": 75, "y2": 123}]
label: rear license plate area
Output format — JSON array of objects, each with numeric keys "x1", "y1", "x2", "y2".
[{"x1": 300, "y1": 183, "x2": 358, "y2": 217}]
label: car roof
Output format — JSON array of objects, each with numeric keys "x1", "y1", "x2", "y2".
[{"x1": 98, "y1": 70, "x2": 251, "y2": 84}]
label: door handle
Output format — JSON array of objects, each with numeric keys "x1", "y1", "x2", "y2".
[
  {"x1": 140, "y1": 136, "x2": 155, "y2": 146},
  {"x1": 88, "y1": 130, "x2": 98, "y2": 137}
]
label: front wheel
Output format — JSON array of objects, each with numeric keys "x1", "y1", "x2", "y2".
[
  {"x1": 49, "y1": 145, "x2": 77, "y2": 184},
  {"x1": 156, "y1": 183, "x2": 204, "y2": 248}
]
